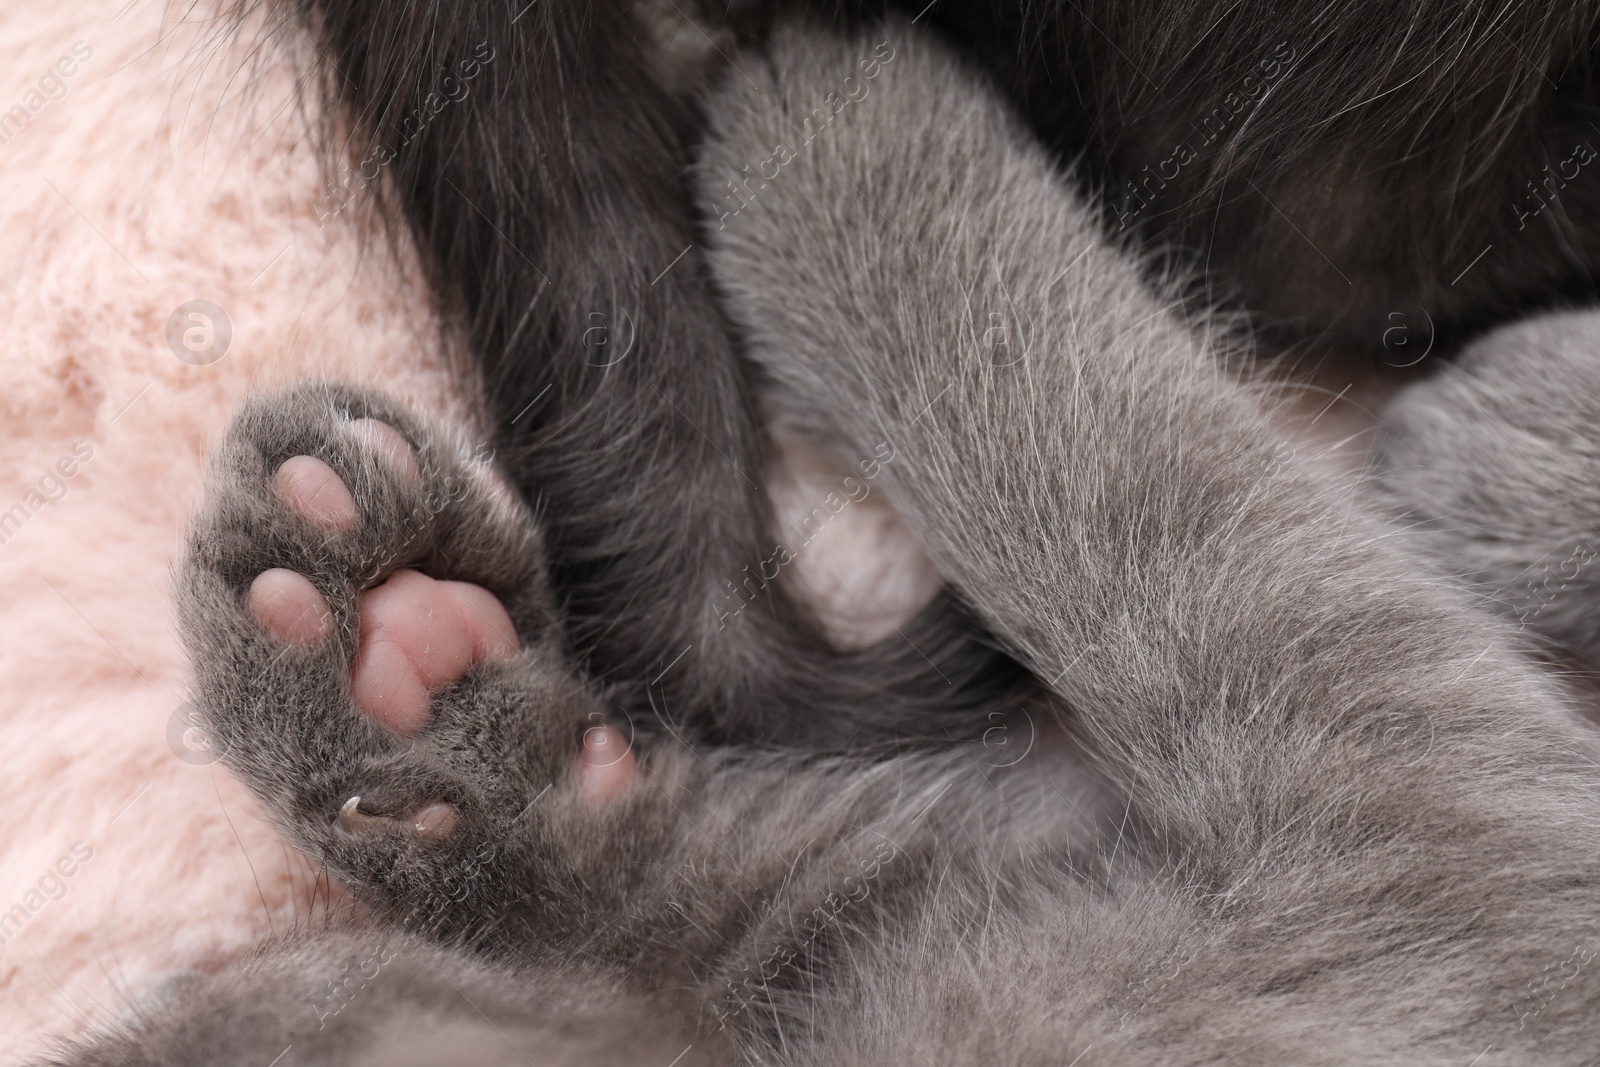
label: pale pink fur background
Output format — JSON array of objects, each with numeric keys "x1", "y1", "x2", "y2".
[{"x1": 0, "y1": 2, "x2": 474, "y2": 1057}]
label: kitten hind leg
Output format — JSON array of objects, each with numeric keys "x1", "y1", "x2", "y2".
[
  {"x1": 1377, "y1": 310, "x2": 1600, "y2": 670},
  {"x1": 701, "y1": 18, "x2": 1600, "y2": 1058}
]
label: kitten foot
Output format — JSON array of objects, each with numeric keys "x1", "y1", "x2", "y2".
[
  {"x1": 251, "y1": 425, "x2": 635, "y2": 794},
  {"x1": 181, "y1": 384, "x2": 641, "y2": 929}
]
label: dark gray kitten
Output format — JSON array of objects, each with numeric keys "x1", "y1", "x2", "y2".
[{"x1": 40, "y1": 21, "x2": 1600, "y2": 1066}]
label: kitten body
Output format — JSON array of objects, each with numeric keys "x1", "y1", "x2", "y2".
[{"x1": 43, "y1": 21, "x2": 1600, "y2": 1066}]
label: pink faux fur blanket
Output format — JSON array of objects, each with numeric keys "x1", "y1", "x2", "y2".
[{"x1": 0, "y1": 4, "x2": 468, "y2": 1057}]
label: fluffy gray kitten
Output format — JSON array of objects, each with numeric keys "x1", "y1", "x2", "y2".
[{"x1": 40, "y1": 19, "x2": 1600, "y2": 1066}]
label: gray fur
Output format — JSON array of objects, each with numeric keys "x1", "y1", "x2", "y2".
[
  {"x1": 38, "y1": 19, "x2": 1600, "y2": 1066},
  {"x1": 1379, "y1": 311, "x2": 1600, "y2": 669},
  {"x1": 699, "y1": 19, "x2": 1600, "y2": 1061}
]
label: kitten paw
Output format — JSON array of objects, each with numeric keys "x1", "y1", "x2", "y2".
[{"x1": 180, "y1": 385, "x2": 635, "y2": 927}]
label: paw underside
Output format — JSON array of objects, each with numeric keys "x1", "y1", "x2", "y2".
[{"x1": 179, "y1": 384, "x2": 628, "y2": 928}]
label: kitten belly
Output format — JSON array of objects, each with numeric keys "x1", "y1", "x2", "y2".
[{"x1": 767, "y1": 433, "x2": 944, "y2": 648}]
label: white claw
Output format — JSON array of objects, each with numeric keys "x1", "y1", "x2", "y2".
[
  {"x1": 336, "y1": 795, "x2": 382, "y2": 834},
  {"x1": 335, "y1": 794, "x2": 457, "y2": 840}
]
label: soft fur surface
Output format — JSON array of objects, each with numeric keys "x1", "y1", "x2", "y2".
[
  {"x1": 0, "y1": 3, "x2": 463, "y2": 1057},
  {"x1": 1379, "y1": 311, "x2": 1600, "y2": 667}
]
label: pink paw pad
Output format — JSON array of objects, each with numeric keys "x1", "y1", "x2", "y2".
[
  {"x1": 274, "y1": 456, "x2": 359, "y2": 531},
  {"x1": 248, "y1": 569, "x2": 333, "y2": 645},
  {"x1": 349, "y1": 418, "x2": 421, "y2": 484},
  {"x1": 348, "y1": 569, "x2": 519, "y2": 736},
  {"x1": 252, "y1": 419, "x2": 639, "y2": 829}
]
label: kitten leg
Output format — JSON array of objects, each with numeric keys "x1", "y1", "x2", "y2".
[
  {"x1": 701, "y1": 20, "x2": 1600, "y2": 1058},
  {"x1": 1377, "y1": 310, "x2": 1600, "y2": 669},
  {"x1": 160, "y1": 382, "x2": 1041, "y2": 1064}
]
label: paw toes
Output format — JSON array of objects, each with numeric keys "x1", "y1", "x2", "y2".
[
  {"x1": 248, "y1": 568, "x2": 334, "y2": 646},
  {"x1": 274, "y1": 455, "x2": 360, "y2": 530},
  {"x1": 579, "y1": 724, "x2": 637, "y2": 806},
  {"x1": 349, "y1": 417, "x2": 421, "y2": 485}
]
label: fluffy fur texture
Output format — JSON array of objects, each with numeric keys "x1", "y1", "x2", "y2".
[
  {"x1": 1379, "y1": 311, "x2": 1600, "y2": 669},
  {"x1": 36, "y1": 20, "x2": 1600, "y2": 1065},
  {"x1": 700, "y1": 24, "x2": 1600, "y2": 1059},
  {"x1": 0, "y1": 3, "x2": 473, "y2": 1059}
]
